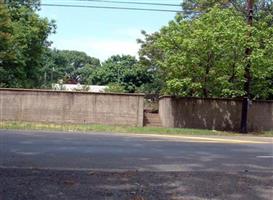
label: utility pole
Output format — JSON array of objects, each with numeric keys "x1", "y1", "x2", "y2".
[{"x1": 240, "y1": 0, "x2": 254, "y2": 133}]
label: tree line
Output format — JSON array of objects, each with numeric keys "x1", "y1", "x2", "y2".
[
  {"x1": 0, "y1": 0, "x2": 154, "y2": 93},
  {"x1": 0, "y1": 0, "x2": 273, "y2": 99}
]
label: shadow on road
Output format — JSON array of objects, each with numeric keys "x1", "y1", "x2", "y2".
[{"x1": 0, "y1": 168, "x2": 272, "y2": 200}]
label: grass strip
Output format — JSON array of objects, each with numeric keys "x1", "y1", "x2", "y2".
[{"x1": 0, "y1": 121, "x2": 272, "y2": 137}]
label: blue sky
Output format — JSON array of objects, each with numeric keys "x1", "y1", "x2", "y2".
[{"x1": 39, "y1": 0, "x2": 181, "y2": 60}]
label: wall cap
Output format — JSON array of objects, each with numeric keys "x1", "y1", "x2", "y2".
[
  {"x1": 159, "y1": 95, "x2": 273, "y2": 103},
  {"x1": 0, "y1": 88, "x2": 145, "y2": 97}
]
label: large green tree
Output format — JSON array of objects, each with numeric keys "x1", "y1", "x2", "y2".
[
  {"x1": 0, "y1": 2, "x2": 13, "y2": 87},
  {"x1": 139, "y1": 5, "x2": 273, "y2": 99},
  {"x1": 0, "y1": 0, "x2": 55, "y2": 88}
]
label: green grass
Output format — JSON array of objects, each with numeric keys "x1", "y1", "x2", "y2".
[
  {"x1": 0, "y1": 121, "x2": 272, "y2": 137},
  {"x1": 261, "y1": 131, "x2": 273, "y2": 137}
]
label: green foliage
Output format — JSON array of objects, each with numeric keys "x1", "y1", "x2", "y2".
[
  {"x1": 135, "y1": 73, "x2": 164, "y2": 95},
  {"x1": 139, "y1": 4, "x2": 273, "y2": 99},
  {"x1": 105, "y1": 83, "x2": 126, "y2": 93},
  {"x1": 0, "y1": 3, "x2": 12, "y2": 60},
  {"x1": 250, "y1": 10, "x2": 273, "y2": 99},
  {"x1": 181, "y1": 0, "x2": 236, "y2": 17},
  {"x1": 90, "y1": 55, "x2": 137, "y2": 85},
  {"x1": 41, "y1": 53, "x2": 152, "y2": 94},
  {"x1": 5, "y1": 0, "x2": 41, "y2": 10},
  {"x1": 89, "y1": 55, "x2": 153, "y2": 93},
  {"x1": 0, "y1": 0, "x2": 55, "y2": 88},
  {"x1": 41, "y1": 49, "x2": 100, "y2": 87},
  {"x1": 164, "y1": 78, "x2": 202, "y2": 97},
  {"x1": 0, "y1": 3, "x2": 13, "y2": 87},
  {"x1": 39, "y1": 53, "x2": 153, "y2": 93},
  {"x1": 181, "y1": 0, "x2": 273, "y2": 19}
]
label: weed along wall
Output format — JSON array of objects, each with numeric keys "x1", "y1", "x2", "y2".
[
  {"x1": 159, "y1": 96, "x2": 273, "y2": 132},
  {"x1": 0, "y1": 89, "x2": 144, "y2": 127}
]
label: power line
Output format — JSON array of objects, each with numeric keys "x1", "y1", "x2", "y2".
[
  {"x1": 50, "y1": 0, "x2": 181, "y2": 7},
  {"x1": 1, "y1": 1, "x2": 182, "y2": 13},
  {"x1": 38, "y1": 3, "x2": 182, "y2": 13}
]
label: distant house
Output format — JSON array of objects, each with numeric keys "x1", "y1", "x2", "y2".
[{"x1": 52, "y1": 83, "x2": 108, "y2": 93}]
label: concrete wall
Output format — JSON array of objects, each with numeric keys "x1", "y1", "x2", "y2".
[
  {"x1": 0, "y1": 89, "x2": 144, "y2": 127},
  {"x1": 248, "y1": 101, "x2": 273, "y2": 131},
  {"x1": 159, "y1": 96, "x2": 273, "y2": 132}
]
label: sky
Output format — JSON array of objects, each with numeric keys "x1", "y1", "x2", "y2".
[{"x1": 39, "y1": 0, "x2": 181, "y2": 61}]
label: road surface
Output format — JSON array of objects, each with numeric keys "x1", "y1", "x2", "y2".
[{"x1": 0, "y1": 129, "x2": 272, "y2": 200}]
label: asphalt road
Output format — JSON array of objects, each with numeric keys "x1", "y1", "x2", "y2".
[
  {"x1": 0, "y1": 130, "x2": 272, "y2": 172},
  {"x1": 0, "y1": 129, "x2": 272, "y2": 200}
]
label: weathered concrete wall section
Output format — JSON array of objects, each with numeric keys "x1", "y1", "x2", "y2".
[
  {"x1": 248, "y1": 101, "x2": 273, "y2": 131},
  {"x1": 159, "y1": 96, "x2": 273, "y2": 132},
  {"x1": 0, "y1": 89, "x2": 144, "y2": 127},
  {"x1": 159, "y1": 97, "x2": 175, "y2": 128}
]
